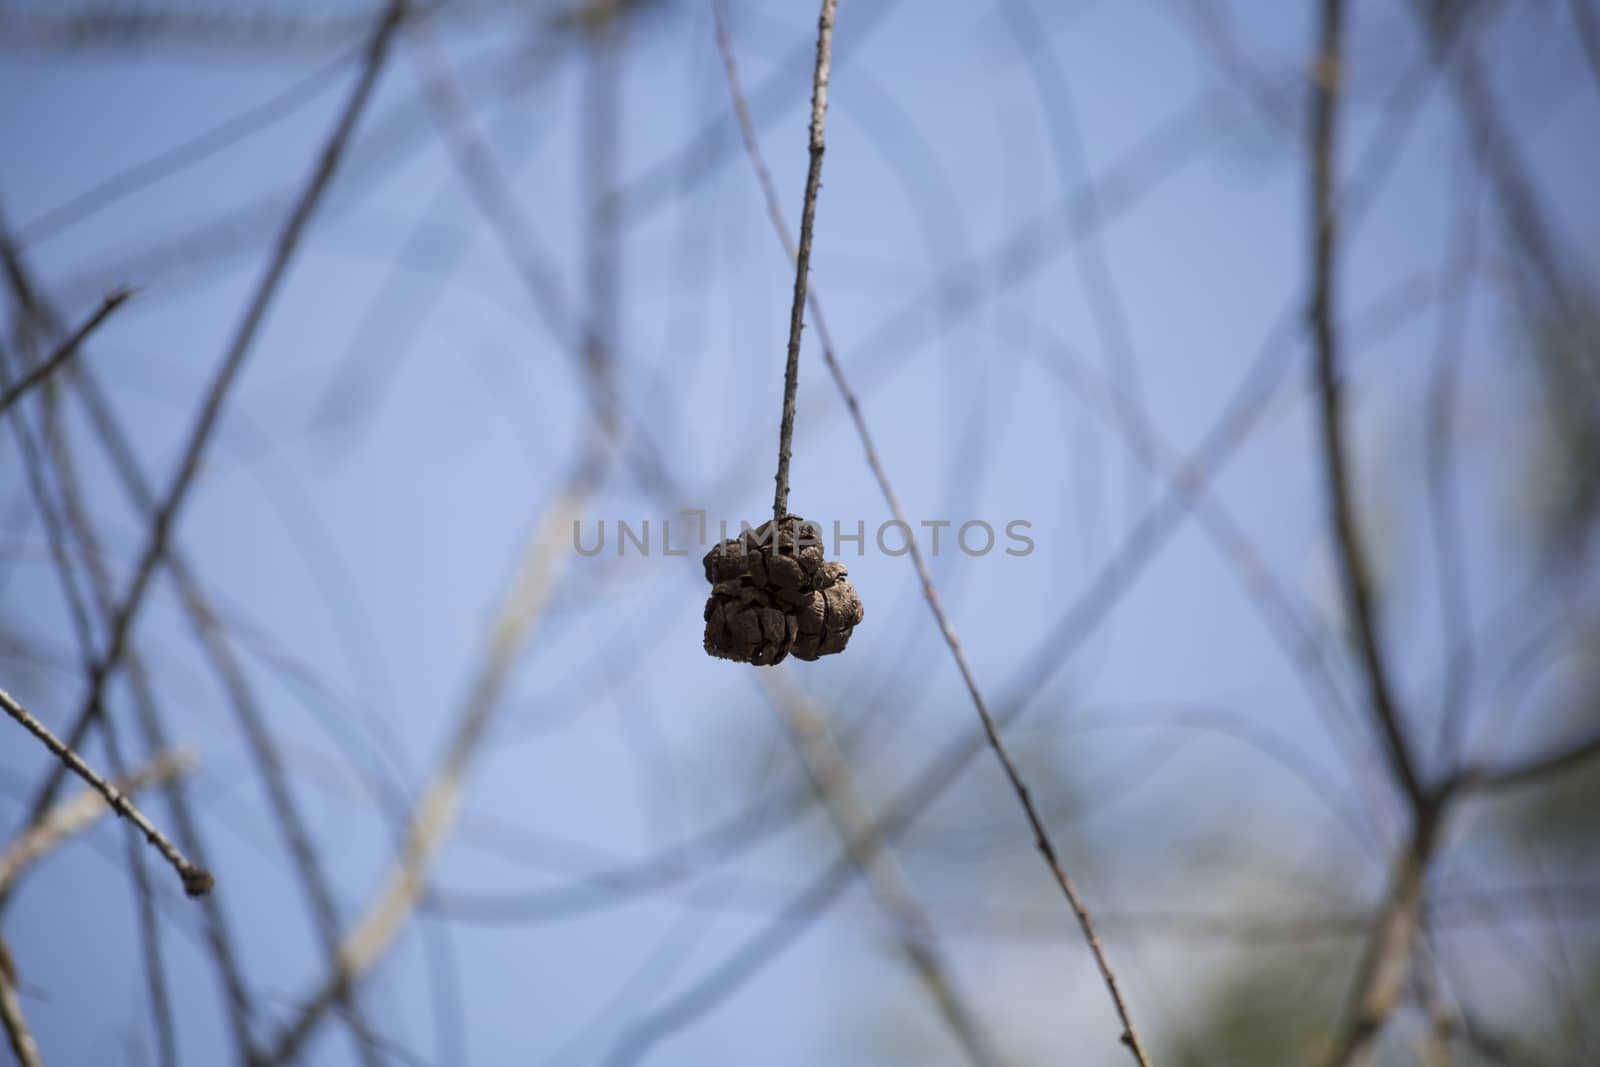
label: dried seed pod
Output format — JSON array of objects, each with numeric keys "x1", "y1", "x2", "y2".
[{"x1": 702, "y1": 515, "x2": 863, "y2": 664}]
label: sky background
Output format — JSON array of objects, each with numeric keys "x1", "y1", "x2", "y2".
[{"x1": 1, "y1": 0, "x2": 1598, "y2": 1064}]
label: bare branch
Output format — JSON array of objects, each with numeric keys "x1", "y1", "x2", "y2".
[
  {"x1": 1, "y1": 685, "x2": 211, "y2": 896},
  {"x1": 0, "y1": 749, "x2": 195, "y2": 895},
  {"x1": 0, "y1": 287, "x2": 130, "y2": 418},
  {"x1": 769, "y1": 0, "x2": 835, "y2": 523},
  {"x1": 1307, "y1": 0, "x2": 1426, "y2": 811}
]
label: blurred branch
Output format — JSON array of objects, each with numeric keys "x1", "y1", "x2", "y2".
[
  {"x1": 1012, "y1": 324, "x2": 1383, "y2": 831},
  {"x1": 1427, "y1": 153, "x2": 1480, "y2": 764},
  {"x1": 1170, "y1": 0, "x2": 1298, "y2": 129},
  {"x1": 66, "y1": 361, "x2": 378, "y2": 1063},
  {"x1": 101, "y1": 725, "x2": 178, "y2": 1067},
  {"x1": 1322, "y1": 810, "x2": 1443, "y2": 1067},
  {"x1": 0, "y1": 1, "x2": 466, "y2": 53},
  {"x1": 998, "y1": 0, "x2": 1149, "y2": 529},
  {"x1": 408, "y1": 20, "x2": 628, "y2": 440},
  {"x1": 24, "y1": 0, "x2": 410, "y2": 824},
  {"x1": 0, "y1": 685, "x2": 212, "y2": 896},
  {"x1": 611, "y1": 0, "x2": 904, "y2": 228},
  {"x1": 0, "y1": 287, "x2": 129, "y2": 417},
  {"x1": 262, "y1": 418, "x2": 607, "y2": 1067},
  {"x1": 0, "y1": 748, "x2": 196, "y2": 895},
  {"x1": 958, "y1": 883, "x2": 1600, "y2": 942},
  {"x1": 1306, "y1": 0, "x2": 1425, "y2": 813},
  {"x1": 1573, "y1": 0, "x2": 1600, "y2": 95},
  {"x1": 1414, "y1": 0, "x2": 1589, "y2": 313},
  {"x1": 15, "y1": 46, "x2": 360, "y2": 247},
  {"x1": 263, "y1": 9, "x2": 627, "y2": 1060},
  {"x1": 1305, "y1": 2, "x2": 1447, "y2": 1063},
  {"x1": 0, "y1": 215, "x2": 288, "y2": 1060},
  {"x1": 1455, "y1": 1008, "x2": 1549, "y2": 1067},
  {"x1": 1410, "y1": 941, "x2": 1456, "y2": 1067},
  {"x1": 1451, "y1": 726, "x2": 1600, "y2": 793},
  {"x1": 0, "y1": 937, "x2": 40, "y2": 1067},
  {"x1": 761, "y1": 673, "x2": 1011, "y2": 1067}
]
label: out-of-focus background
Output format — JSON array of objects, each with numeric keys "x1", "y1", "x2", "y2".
[{"x1": 1, "y1": 1, "x2": 1597, "y2": 1064}]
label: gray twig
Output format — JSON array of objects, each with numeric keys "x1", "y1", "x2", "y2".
[
  {"x1": 770, "y1": 0, "x2": 836, "y2": 524},
  {"x1": 0, "y1": 287, "x2": 130, "y2": 418},
  {"x1": 1306, "y1": 0, "x2": 1425, "y2": 812},
  {"x1": 1, "y1": 685, "x2": 212, "y2": 896}
]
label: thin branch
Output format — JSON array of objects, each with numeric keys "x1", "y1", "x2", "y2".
[
  {"x1": 0, "y1": 937, "x2": 41, "y2": 1067},
  {"x1": 0, "y1": 287, "x2": 130, "y2": 418},
  {"x1": 24, "y1": 0, "x2": 410, "y2": 824},
  {"x1": 715, "y1": 8, "x2": 1154, "y2": 1064},
  {"x1": 0, "y1": 749, "x2": 196, "y2": 895},
  {"x1": 0, "y1": 685, "x2": 212, "y2": 896},
  {"x1": 1307, "y1": 0, "x2": 1426, "y2": 811},
  {"x1": 770, "y1": 0, "x2": 835, "y2": 524}
]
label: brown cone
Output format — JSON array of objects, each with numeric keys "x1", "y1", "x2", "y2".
[{"x1": 702, "y1": 515, "x2": 863, "y2": 664}]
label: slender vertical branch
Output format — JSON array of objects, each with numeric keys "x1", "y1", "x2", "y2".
[
  {"x1": 0, "y1": 685, "x2": 213, "y2": 896},
  {"x1": 715, "y1": 7, "x2": 1155, "y2": 1064},
  {"x1": 1306, "y1": 0, "x2": 1425, "y2": 810},
  {"x1": 771, "y1": 0, "x2": 837, "y2": 524}
]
